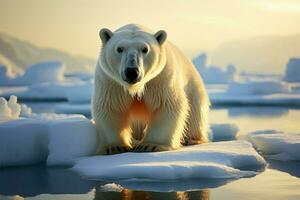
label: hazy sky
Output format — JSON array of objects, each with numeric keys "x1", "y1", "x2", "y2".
[{"x1": 1, "y1": 0, "x2": 300, "y2": 72}]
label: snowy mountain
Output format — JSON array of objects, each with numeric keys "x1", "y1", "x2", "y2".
[{"x1": 0, "y1": 32, "x2": 96, "y2": 73}]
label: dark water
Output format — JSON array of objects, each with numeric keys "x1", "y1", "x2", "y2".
[{"x1": 1, "y1": 104, "x2": 300, "y2": 200}]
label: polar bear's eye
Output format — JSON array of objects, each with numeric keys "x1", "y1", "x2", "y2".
[
  {"x1": 117, "y1": 46, "x2": 124, "y2": 53},
  {"x1": 142, "y1": 47, "x2": 148, "y2": 54}
]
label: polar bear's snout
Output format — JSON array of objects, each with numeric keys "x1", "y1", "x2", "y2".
[
  {"x1": 123, "y1": 68, "x2": 141, "y2": 84},
  {"x1": 122, "y1": 53, "x2": 142, "y2": 84}
]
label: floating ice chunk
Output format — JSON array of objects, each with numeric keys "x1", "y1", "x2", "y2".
[
  {"x1": 210, "y1": 123, "x2": 239, "y2": 141},
  {"x1": 73, "y1": 141, "x2": 266, "y2": 181},
  {"x1": 284, "y1": 58, "x2": 300, "y2": 82},
  {"x1": 0, "y1": 61, "x2": 65, "y2": 86},
  {"x1": 20, "y1": 104, "x2": 32, "y2": 117},
  {"x1": 227, "y1": 81, "x2": 291, "y2": 95},
  {"x1": 47, "y1": 117, "x2": 98, "y2": 166},
  {"x1": 0, "y1": 118, "x2": 49, "y2": 167},
  {"x1": 248, "y1": 130, "x2": 300, "y2": 161},
  {"x1": 0, "y1": 80, "x2": 93, "y2": 102},
  {"x1": 0, "y1": 97, "x2": 98, "y2": 167},
  {"x1": 66, "y1": 80, "x2": 93, "y2": 103},
  {"x1": 210, "y1": 92, "x2": 300, "y2": 106}
]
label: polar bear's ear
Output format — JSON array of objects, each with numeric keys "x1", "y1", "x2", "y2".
[
  {"x1": 154, "y1": 30, "x2": 167, "y2": 45},
  {"x1": 99, "y1": 28, "x2": 113, "y2": 45}
]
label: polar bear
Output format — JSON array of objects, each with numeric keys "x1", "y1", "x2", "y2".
[{"x1": 92, "y1": 24, "x2": 210, "y2": 154}]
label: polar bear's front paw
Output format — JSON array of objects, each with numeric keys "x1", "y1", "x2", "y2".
[
  {"x1": 133, "y1": 143, "x2": 172, "y2": 152},
  {"x1": 105, "y1": 145, "x2": 131, "y2": 155}
]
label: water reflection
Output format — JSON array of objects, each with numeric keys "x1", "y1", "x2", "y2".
[
  {"x1": 0, "y1": 164, "x2": 233, "y2": 198},
  {"x1": 0, "y1": 165, "x2": 95, "y2": 197},
  {"x1": 94, "y1": 188, "x2": 209, "y2": 200},
  {"x1": 267, "y1": 159, "x2": 300, "y2": 178},
  {"x1": 117, "y1": 178, "x2": 232, "y2": 192}
]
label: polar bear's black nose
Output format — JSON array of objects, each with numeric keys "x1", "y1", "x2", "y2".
[{"x1": 124, "y1": 68, "x2": 140, "y2": 84}]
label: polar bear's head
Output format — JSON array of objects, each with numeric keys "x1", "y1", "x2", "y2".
[{"x1": 98, "y1": 24, "x2": 167, "y2": 97}]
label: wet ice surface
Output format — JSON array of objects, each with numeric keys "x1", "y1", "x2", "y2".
[
  {"x1": 73, "y1": 140, "x2": 266, "y2": 181},
  {"x1": 248, "y1": 130, "x2": 300, "y2": 161},
  {"x1": 0, "y1": 105, "x2": 300, "y2": 200}
]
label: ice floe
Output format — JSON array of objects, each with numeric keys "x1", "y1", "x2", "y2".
[
  {"x1": 0, "y1": 96, "x2": 97, "y2": 167},
  {"x1": 248, "y1": 130, "x2": 300, "y2": 161},
  {"x1": 73, "y1": 141, "x2": 266, "y2": 181}
]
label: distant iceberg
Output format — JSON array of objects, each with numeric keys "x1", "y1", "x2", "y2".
[
  {"x1": 284, "y1": 58, "x2": 300, "y2": 82},
  {"x1": 193, "y1": 53, "x2": 238, "y2": 84},
  {"x1": 227, "y1": 80, "x2": 291, "y2": 95},
  {"x1": 0, "y1": 61, "x2": 65, "y2": 86}
]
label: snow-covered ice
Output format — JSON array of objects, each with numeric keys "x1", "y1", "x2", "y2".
[
  {"x1": 0, "y1": 95, "x2": 21, "y2": 121},
  {"x1": 248, "y1": 130, "x2": 300, "y2": 161},
  {"x1": 73, "y1": 140, "x2": 266, "y2": 181},
  {"x1": 0, "y1": 96, "x2": 97, "y2": 167},
  {"x1": 0, "y1": 61, "x2": 93, "y2": 103},
  {"x1": 284, "y1": 58, "x2": 300, "y2": 82},
  {"x1": 0, "y1": 96, "x2": 268, "y2": 184}
]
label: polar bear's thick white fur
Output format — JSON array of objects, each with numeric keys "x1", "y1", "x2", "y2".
[{"x1": 92, "y1": 24, "x2": 210, "y2": 154}]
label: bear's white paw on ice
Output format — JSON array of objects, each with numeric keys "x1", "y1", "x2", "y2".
[{"x1": 92, "y1": 24, "x2": 210, "y2": 155}]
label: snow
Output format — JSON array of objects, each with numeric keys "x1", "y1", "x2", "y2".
[
  {"x1": 0, "y1": 96, "x2": 97, "y2": 167},
  {"x1": 0, "y1": 61, "x2": 65, "y2": 86},
  {"x1": 248, "y1": 130, "x2": 300, "y2": 161},
  {"x1": 73, "y1": 141, "x2": 266, "y2": 181},
  {"x1": 210, "y1": 123, "x2": 239, "y2": 141},
  {"x1": 193, "y1": 53, "x2": 238, "y2": 84},
  {"x1": 284, "y1": 58, "x2": 300, "y2": 82},
  {"x1": 0, "y1": 96, "x2": 21, "y2": 121}
]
